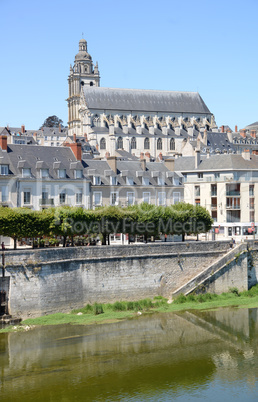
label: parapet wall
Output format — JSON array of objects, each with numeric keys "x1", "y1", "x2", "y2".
[{"x1": 1, "y1": 240, "x2": 252, "y2": 319}]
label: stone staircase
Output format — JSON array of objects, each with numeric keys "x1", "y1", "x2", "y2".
[{"x1": 171, "y1": 242, "x2": 247, "y2": 298}]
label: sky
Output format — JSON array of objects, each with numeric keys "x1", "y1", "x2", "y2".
[{"x1": 0, "y1": 0, "x2": 258, "y2": 131}]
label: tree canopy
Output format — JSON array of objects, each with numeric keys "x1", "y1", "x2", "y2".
[
  {"x1": 0, "y1": 203, "x2": 213, "y2": 248},
  {"x1": 41, "y1": 115, "x2": 64, "y2": 128}
]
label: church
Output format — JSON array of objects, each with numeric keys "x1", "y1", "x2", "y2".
[{"x1": 67, "y1": 39, "x2": 217, "y2": 159}]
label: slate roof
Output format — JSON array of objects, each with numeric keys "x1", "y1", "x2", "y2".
[
  {"x1": 0, "y1": 144, "x2": 85, "y2": 180},
  {"x1": 83, "y1": 87, "x2": 211, "y2": 114},
  {"x1": 204, "y1": 132, "x2": 236, "y2": 154},
  {"x1": 174, "y1": 154, "x2": 258, "y2": 172},
  {"x1": 83, "y1": 159, "x2": 182, "y2": 187}
]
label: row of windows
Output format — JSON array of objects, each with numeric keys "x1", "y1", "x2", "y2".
[
  {"x1": 99, "y1": 137, "x2": 176, "y2": 151},
  {"x1": 93, "y1": 176, "x2": 167, "y2": 186},
  {"x1": 93, "y1": 191, "x2": 181, "y2": 207},
  {"x1": 22, "y1": 191, "x2": 83, "y2": 205},
  {"x1": 21, "y1": 168, "x2": 83, "y2": 179}
]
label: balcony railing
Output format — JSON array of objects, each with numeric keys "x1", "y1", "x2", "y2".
[
  {"x1": 226, "y1": 191, "x2": 240, "y2": 196},
  {"x1": 39, "y1": 198, "x2": 54, "y2": 205},
  {"x1": 226, "y1": 205, "x2": 241, "y2": 210}
]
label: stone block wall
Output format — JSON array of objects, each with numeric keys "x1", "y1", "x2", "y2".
[{"x1": 3, "y1": 241, "x2": 231, "y2": 318}]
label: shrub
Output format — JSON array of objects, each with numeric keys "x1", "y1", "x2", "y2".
[
  {"x1": 174, "y1": 294, "x2": 187, "y2": 304},
  {"x1": 229, "y1": 287, "x2": 240, "y2": 296},
  {"x1": 126, "y1": 301, "x2": 135, "y2": 310},
  {"x1": 112, "y1": 301, "x2": 126, "y2": 311},
  {"x1": 93, "y1": 303, "x2": 104, "y2": 315},
  {"x1": 196, "y1": 294, "x2": 206, "y2": 303},
  {"x1": 186, "y1": 294, "x2": 196, "y2": 302},
  {"x1": 83, "y1": 304, "x2": 93, "y2": 314},
  {"x1": 141, "y1": 298, "x2": 153, "y2": 309},
  {"x1": 133, "y1": 301, "x2": 143, "y2": 311}
]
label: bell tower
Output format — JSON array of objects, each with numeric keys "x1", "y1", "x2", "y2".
[{"x1": 67, "y1": 39, "x2": 100, "y2": 134}]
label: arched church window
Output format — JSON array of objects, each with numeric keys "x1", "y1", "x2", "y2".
[
  {"x1": 117, "y1": 137, "x2": 123, "y2": 149},
  {"x1": 144, "y1": 137, "x2": 150, "y2": 150},
  {"x1": 131, "y1": 137, "x2": 137, "y2": 149},
  {"x1": 157, "y1": 138, "x2": 162, "y2": 150},
  {"x1": 170, "y1": 138, "x2": 175, "y2": 151},
  {"x1": 90, "y1": 81, "x2": 94, "y2": 86},
  {"x1": 100, "y1": 138, "x2": 106, "y2": 150}
]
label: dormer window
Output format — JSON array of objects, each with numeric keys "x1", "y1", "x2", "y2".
[
  {"x1": 58, "y1": 169, "x2": 66, "y2": 179},
  {"x1": 94, "y1": 176, "x2": 101, "y2": 185},
  {"x1": 110, "y1": 176, "x2": 117, "y2": 186},
  {"x1": 40, "y1": 168, "x2": 49, "y2": 178},
  {"x1": 142, "y1": 177, "x2": 149, "y2": 186},
  {"x1": 22, "y1": 168, "x2": 31, "y2": 178},
  {"x1": 75, "y1": 170, "x2": 83, "y2": 179},
  {"x1": 158, "y1": 177, "x2": 165, "y2": 186},
  {"x1": 126, "y1": 177, "x2": 134, "y2": 185},
  {"x1": 0, "y1": 165, "x2": 8, "y2": 175}
]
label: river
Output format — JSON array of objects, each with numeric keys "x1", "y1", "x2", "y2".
[{"x1": 0, "y1": 307, "x2": 258, "y2": 401}]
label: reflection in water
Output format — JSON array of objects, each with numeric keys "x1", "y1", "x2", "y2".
[{"x1": 0, "y1": 308, "x2": 258, "y2": 401}]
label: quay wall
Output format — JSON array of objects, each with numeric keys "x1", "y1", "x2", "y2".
[{"x1": 0, "y1": 240, "x2": 256, "y2": 318}]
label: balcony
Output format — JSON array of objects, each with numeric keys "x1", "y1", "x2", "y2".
[
  {"x1": 39, "y1": 198, "x2": 54, "y2": 206},
  {"x1": 226, "y1": 191, "x2": 240, "y2": 196},
  {"x1": 226, "y1": 205, "x2": 241, "y2": 210},
  {"x1": 211, "y1": 204, "x2": 218, "y2": 210}
]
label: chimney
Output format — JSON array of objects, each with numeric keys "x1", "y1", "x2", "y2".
[
  {"x1": 65, "y1": 142, "x2": 82, "y2": 160},
  {"x1": 105, "y1": 151, "x2": 110, "y2": 158},
  {"x1": 235, "y1": 125, "x2": 238, "y2": 133},
  {"x1": 0, "y1": 136, "x2": 8, "y2": 151},
  {"x1": 242, "y1": 150, "x2": 251, "y2": 160},
  {"x1": 164, "y1": 158, "x2": 175, "y2": 171},
  {"x1": 250, "y1": 130, "x2": 256, "y2": 139},
  {"x1": 107, "y1": 156, "x2": 117, "y2": 172},
  {"x1": 158, "y1": 152, "x2": 163, "y2": 161},
  {"x1": 220, "y1": 125, "x2": 225, "y2": 133},
  {"x1": 141, "y1": 158, "x2": 146, "y2": 171},
  {"x1": 206, "y1": 148, "x2": 210, "y2": 159},
  {"x1": 227, "y1": 130, "x2": 233, "y2": 142},
  {"x1": 140, "y1": 152, "x2": 144, "y2": 160},
  {"x1": 195, "y1": 149, "x2": 200, "y2": 168},
  {"x1": 252, "y1": 150, "x2": 258, "y2": 155},
  {"x1": 240, "y1": 129, "x2": 246, "y2": 138},
  {"x1": 84, "y1": 133, "x2": 88, "y2": 141},
  {"x1": 21, "y1": 125, "x2": 25, "y2": 134},
  {"x1": 59, "y1": 123, "x2": 62, "y2": 132},
  {"x1": 73, "y1": 133, "x2": 76, "y2": 143}
]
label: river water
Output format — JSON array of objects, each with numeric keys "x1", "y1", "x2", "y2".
[{"x1": 0, "y1": 307, "x2": 258, "y2": 401}]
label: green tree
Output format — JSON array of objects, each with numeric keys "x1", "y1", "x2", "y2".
[{"x1": 41, "y1": 115, "x2": 63, "y2": 128}]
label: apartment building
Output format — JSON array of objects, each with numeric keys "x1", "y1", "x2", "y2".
[{"x1": 175, "y1": 150, "x2": 258, "y2": 239}]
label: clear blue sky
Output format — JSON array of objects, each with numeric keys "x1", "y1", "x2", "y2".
[{"x1": 1, "y1": 0, "x2": 257, "y2": 131}]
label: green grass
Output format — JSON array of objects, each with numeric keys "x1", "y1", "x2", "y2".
[{"x1": 1, "y1": 286, "x2": 258, "y2": 333}]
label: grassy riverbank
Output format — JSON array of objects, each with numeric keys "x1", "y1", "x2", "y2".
[{"x1": 1, "y1": 286, "x2": 258, "y2": 333}]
